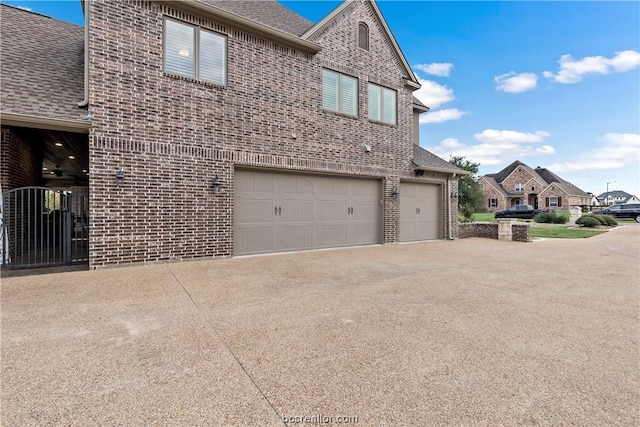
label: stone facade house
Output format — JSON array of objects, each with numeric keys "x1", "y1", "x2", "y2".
[
  {"x1": 479, "y1": 160, "x2": 590, "y2": 212},
  {"x1": 0, "y1": 1, "x2": 467, "y2": 270}
]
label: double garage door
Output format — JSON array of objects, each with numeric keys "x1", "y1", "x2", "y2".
[{"x1": 235, "y1": 170, "x2": 382, "y2": 255}]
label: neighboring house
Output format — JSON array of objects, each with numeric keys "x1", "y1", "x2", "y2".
[
  {"x1": 479, "y1": 160, "x2": 590, "y2": 212},
  {"x1": 0, "y1": 1, "x2": 467, "y2": 270},
  {"x1": 595, "y1": 191, "x2": 640, "y2": 205}
]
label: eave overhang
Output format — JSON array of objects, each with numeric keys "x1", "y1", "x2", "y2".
[
  {"x1": 163, "y1": 0, "x2": 322, "y2": 54},
  {"x1": 412, "y1": 161, "x2": 471, "y2": 176},
  {"x1": 1, "y1": 112, "x2": 90, "y2": 133}
]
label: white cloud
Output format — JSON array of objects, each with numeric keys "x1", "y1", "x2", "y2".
[
  {"x1": 15, "y1": 5, "x2": 32, "y2": 11},
  {"x1": 419, "y1": 108, "x2": 468, "y2": 124},
  {"x1": 474, "y1": 129, "x2": 551, "y2": 144},
  {"x1": 414, "y1": 63, "x2": 454, "y2": 77},
  {"x1": 547, "y1": 133, "x2": 640, "y2": 173},
  {"x1": 494, "y1": 72, "x2": 538, "y2": 93},
  {"x1": 543, "y1": 50, "x2": 640, "y2": 84},
  {"x1": 425, "y1": 130, "x2": 555, "y2": 166},
  {"x1": 413, "y1": 78, "x2": 455, "y2": 109}
]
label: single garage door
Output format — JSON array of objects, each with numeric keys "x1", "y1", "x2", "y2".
[
  {"x1": 235, "y1": 170, "x2": 382, "y2": 255},
  {"x1": 399, "y1": 182, "x2": 443, "y2": 242}
]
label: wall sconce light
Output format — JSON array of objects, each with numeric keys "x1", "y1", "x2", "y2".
[
  {"x1": 211, "y1": 175, "x2": 222, "y2": 194},
  {"x1": 415, "y1": 169, "x2": 424, "y2": 177},
  {"x1": 391, "y1": 186, "x2": 399, "y2": 199},
  {"x1": 115, "y1": 169, "x2": 125, "y2": 185},
  {"x1": 450, "y1": 191, "x2": 459, "y2": 201}
]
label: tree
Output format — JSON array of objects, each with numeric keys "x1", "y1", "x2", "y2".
[{"x1": 449, "y1": 156, "x2": 484, "y2": 222}]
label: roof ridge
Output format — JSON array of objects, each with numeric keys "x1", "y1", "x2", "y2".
[{"x1": 0, "y1": 3, "x2": 84, "y2": 28}]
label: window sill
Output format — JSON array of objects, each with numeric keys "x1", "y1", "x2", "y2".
[
  {"x1": 323, "y1": 109, "x2": 358, "y2": 120},
  {"x1": 368, "y1": 119, "x2": 397, "y2": 128},
  {"x1": 163, "y1": 72, "x2": 226, "y2": 89}
]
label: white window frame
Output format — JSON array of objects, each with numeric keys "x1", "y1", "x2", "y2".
[
  {"x1": 322, "y1": 69, "x2": 358, "y2": 117},
  {"x1": 489, "y1": 198, "x2": 497, "y2": 208},
  {"x1": 549, "y1": 196, "x2": 559, "y2": 207},
  {"x1": 368, "y1": 83, "x2": 397, "y2": 125},
  {"x1": 164, "y1": 17, "x2": 227, "y2": 85},
  {"x1": 515, "y1": 182, "x2": 524, "y2": 192}
]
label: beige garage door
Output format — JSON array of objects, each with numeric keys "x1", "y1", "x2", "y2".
[
  {"x1": 399, "y1": 182, "x2": 443, "y2": 242},
  {"x1": 235, "y1": 170, "x2": 382, "y2": 255}
]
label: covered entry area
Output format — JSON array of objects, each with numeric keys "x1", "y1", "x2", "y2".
[
  {"x1": 399, "y1": 181, "x2": 443, "y2": 242},
  {"x1": 234, "y1": 169, "x2": 382, "y2": 256},
  {"x1": 1, "y1": 126, "x2": 89, "y2": 270}
]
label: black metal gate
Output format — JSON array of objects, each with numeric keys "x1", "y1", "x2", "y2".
[{"x1": 1, "y1": 186, "x2": 89, "y2": 269}]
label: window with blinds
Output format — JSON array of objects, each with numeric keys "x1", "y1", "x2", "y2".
[
  {"x1": 322, "y1": 69, "x2": 358, "y2": 117},
  {"x1": 368, "y1": 83, "x2": 396, "y2": 125},
  {"x1": 164, "y1": 18, "x2": 226, "y2": 85}
]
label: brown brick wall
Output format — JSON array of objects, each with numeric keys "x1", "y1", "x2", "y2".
[
  {"x1": 0, "y1": 127, "x2": 42, "y2": 191},
  {"x1": 87, "y1": 0, "x2": 456, "y2": 267}
]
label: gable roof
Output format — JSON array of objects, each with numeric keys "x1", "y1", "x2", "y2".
[
  {"x1": 301, "y1": 0, "x2": 420, "y2": 88},
  {"x1": 0, "y1": 4, "x2": 89, "y2": 126},
  {"x1": 480, "y1": 176, "x2": 508, "y2": 197},
  {"x1": 413, "y1": 145, "x2": 470, "y2": 175},
  {"x1": 596, "y1": 190, "x2": 633, "y2": 200},
  {"x1": 201, "y1": 1, "x2": 313, "y2": 36},
  {"x1": 483, "y1": 160, "x2": 589, "y2": 197}
]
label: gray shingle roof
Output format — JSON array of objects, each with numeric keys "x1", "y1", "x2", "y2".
[
  {"x1": 483, "y1": 160, "x2": 590, "y2": 197},
  {"x1": 201, "y1": 1, "x2": 313, "y2": 36},
  {"x1": 413, "y1": 145, "x2": 468, "y2": 174},
  {"x1": 0, "y1": 4, "x2": 89, "y2": 123}
]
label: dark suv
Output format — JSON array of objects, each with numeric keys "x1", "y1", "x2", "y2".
[{"x1": 592, "y1": 204, "x2": 640, "y2": 222}]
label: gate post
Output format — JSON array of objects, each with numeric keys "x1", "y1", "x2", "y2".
[{"x1": 64, "y1": 192, "x2": 72, "y2": 265}]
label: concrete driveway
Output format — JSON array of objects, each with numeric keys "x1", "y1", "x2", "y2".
[{"x1": 2, "y1": 225, "x2": 639, "y2": 426}]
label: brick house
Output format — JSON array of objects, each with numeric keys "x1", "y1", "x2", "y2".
[
  {"x1": 1, "y1": 0, "x2": 467, "y2": 270},
  {"x1": 479, "y1": 160, "x2": 590, "y2": 212}
]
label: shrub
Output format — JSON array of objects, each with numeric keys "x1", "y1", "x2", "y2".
[
  {"x1": 534, "y1": 212, "x2": 569, "y2": 224},
  {"x1": 552, "y1": 214, "x2": 569, "y2": 224},
  {"x1": 533, "y1": 212, "x2": 553, "y2": 223},
  {"x1": 576, "y1": 216, "x2": 601, "y2": 227},
  {"x1": 591, "y1": 214, "x2": 618, "y2": 226}
]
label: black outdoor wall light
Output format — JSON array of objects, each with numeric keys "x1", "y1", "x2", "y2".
[
  {"x1": 391, "y1": 186, "x2": 399, "y2": 199},
  {"x1": 450, "y1": 191, "x2": 459, "y2": 201},
  {"x1": 115, "y1": 169, "x2": 125, "y2": 186},
  {"x1": 211, "y1": 175, "x2": 222, "y2": 194}
]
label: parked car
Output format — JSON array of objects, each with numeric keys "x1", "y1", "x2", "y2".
[
  {"x1": 494, "y1": 205, "x2": 543, "y2": 219},
  {"x1": 591, "y1": 204, "x2": 640, "y2": 222}
]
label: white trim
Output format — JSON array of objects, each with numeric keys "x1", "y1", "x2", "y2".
[{"x1": 0, "y1": 112, "x2": 90, "y2": 133}]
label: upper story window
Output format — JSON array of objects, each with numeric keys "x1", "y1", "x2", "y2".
[
  {"x1": 322, "y1": 69, "x2": 358, "y2": 117},
  {"x1": 515, "y1": 182, "x2": 524, "y2": 192},
  {"x1": 358, "y1": 22, "x2": 369, "y2": 50},
  {"x1": 368, "y1": 83, "x2": 396, "y2": 125},
  {"x1": 164, "y1": 18, "x2": 226, "y2": 85}
]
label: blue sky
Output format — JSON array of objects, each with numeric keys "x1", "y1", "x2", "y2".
[{"x1": 4, "y1": 0, "x2": 639, "y2": 197}]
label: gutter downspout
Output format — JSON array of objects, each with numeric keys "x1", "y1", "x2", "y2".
[
  {"x1": 77, "y1": 0, "x2": 89, "y2": 107},
  {"x1": 448, "y1": 172, "x2": 457, "y2": 240}
]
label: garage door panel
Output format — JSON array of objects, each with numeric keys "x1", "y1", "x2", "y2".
[
  {"x1": 236, "y1": 227, "x2": 273, "y2": 254},
  {"x1": 236, "y1": 199, "x2": 273, "y2": 223},
  {"x1": 280, "y1": 226, "x2": 313, "y2": 250},
  {"x1": 236, "y1": 170, "x2": 273, "y2": 193},
  {"x1": 319, "y1": 199, "x2": 348, "y2": 221},
  {"x1": 319, "y1": 224, "x2": 347, "y2": 247},
  {"x1": 353, "y1": 200, "x2": 379, "y2": 221},
  {"x1": 281, "y1": 199, "x2": 313, "y2": 222},
  {"x1": 352, "y1": 223, "x2": 379, "y2": 244}
]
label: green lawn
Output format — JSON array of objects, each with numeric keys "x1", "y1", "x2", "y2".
[
  {"x1": 466, "y1": 212, "x2": 610, "y2": 239},
  {"x1": 529, "y1": 226, "x2": 607, "y2": 239}
]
